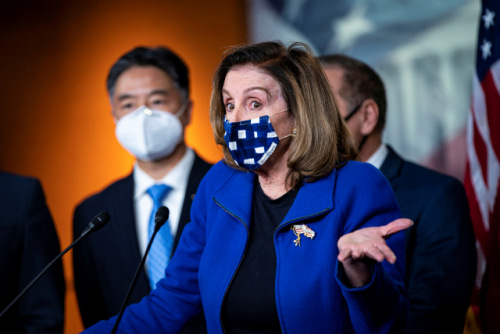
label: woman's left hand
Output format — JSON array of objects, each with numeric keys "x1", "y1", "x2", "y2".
[{"x1": 337, "y1": 218, "x2": 413, "y2": 287}]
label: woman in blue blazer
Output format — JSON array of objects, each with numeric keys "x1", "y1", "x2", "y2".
[{"x1": 84, "y1": 41, "x2": 410, "y2": 334}]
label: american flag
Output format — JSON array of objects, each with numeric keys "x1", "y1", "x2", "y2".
[{"x1": 464, "y1": 1, "x2": 500, "y2": 332}]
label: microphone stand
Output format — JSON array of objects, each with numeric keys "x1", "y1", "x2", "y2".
[
  {"x1": 110, "y1": 206, "x2": 169, "y2": 334},
  {"x1": 0, "y1": 212, "x2": 110, "y2": 318}
]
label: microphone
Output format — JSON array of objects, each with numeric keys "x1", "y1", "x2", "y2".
[
  {"x1": 0, "y1": 212, "x2": 110, "y2": 318},
  {"x1": 111, "y1": 206, "x2": 170, "y2": 334}
]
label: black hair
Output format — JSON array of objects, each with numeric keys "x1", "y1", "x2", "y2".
[
  {"x1": 107, "y1": 46, "x2": 189, "y2": 99},
  {"x1": 319, "y1": 54, "x2": 387, "y2": 132}
]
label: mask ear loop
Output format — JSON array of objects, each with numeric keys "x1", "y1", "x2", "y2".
[
  {"x1": 279, "y1": 127, "x2": 297, "y2": 140},
  {"x1": 174, "y1": 101, "x2": 188, "y2": 118},
  {"x1": 270, "y1": 108, "x2": 295, "y2": 140},
  {"x1": 269, "y1": 108, "x2": 289, "y2": 118}
]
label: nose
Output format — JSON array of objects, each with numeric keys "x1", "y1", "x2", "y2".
[{"x1": 226, "y1": 105, "x2": 246, "y2": 123}]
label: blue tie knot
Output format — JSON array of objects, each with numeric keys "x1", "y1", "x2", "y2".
[{"x1": 147, "y1": 184, "x2": 171, "y2": 204}]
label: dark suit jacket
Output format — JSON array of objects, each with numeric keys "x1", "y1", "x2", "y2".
[
  {"x1": 0, "y1": 172, "x2": 65, "y2": 334},
  {"x1": 380, "y1": 146, "x2": 476, "y2": 334},
  {"x1": 73, "y1": 153, "x2": 211, "y2": 332}
]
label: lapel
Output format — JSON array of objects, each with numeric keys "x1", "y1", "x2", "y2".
[
  {"x1": 379, "y1": 146, "x2": 413, "y2": 251},
  {"x1": 173, "y1": 153, "x2": 212, "y2": 255},
  {"x1": 213, "y1": 168, "x2": 255, "y2": 228},
  {"x1": 379, "y1": 145, "x2": 405, "y2": 192},
  {"x1": 282, "y1": 169, "x2": 336, "y2": 226},
  {"x1": 110, "y1": 173, "x2": 151, "y2": 294},
  {"x1": 213, "y1": 167, "x2": 336, "y2": 230}
]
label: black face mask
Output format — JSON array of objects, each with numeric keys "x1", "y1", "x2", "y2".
[{"x1": 344, "y1": 101, "x2": 368, "y2": 151}]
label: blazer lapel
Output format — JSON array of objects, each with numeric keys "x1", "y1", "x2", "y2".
[
  {"x1": 111, "y1": 173, "x2": 151, "y2": 295},
  {"x1": 379, "y1": 145, "x2": 404, "y2": 192},
  {"x1": 173, "y1": 153, "x2": 212, "y2": 255}
]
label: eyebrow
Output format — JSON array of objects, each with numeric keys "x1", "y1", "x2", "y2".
[
  {"x1": 222, "y1": 86, "x2": 271, "y2": 98},
  {"x1": 117, "y1": 89, "x2": 169, "y2": 102}
]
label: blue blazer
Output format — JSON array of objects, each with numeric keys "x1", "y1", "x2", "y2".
[
  {"x1": 380, "y1": 146, "x2": 476, "y2": 334},
  {"x1": 83, "y1": 160, "x2": 409, "y2": 334}
]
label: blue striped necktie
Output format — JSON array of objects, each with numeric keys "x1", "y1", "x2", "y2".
[{"x1": 146, "y1": 184, "x2": 173, "y2": 290}]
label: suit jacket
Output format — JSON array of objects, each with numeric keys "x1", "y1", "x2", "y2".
[
  {"x1": 380, "y1": 146, "x2": 476, "y2": 334},
  {"x1": 0, "y1": 172, "x2": 65, "y2": 334},
  {"x1": 73, "y1": 153, "x2": 211, "y2": 332}
]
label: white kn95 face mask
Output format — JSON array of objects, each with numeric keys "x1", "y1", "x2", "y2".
[{"x1": 115, "y1": 104, "x2": 186, "y2": 161}]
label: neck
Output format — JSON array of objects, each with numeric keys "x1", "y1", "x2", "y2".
[
  {"x1": 137, "y1": 142, "x2": 187, "y2": 180},
  {"x1": 254, "y1": 139, "x2": 292, "y2": 199},
  {"x1": 358, "y1": 133, "x2": 382, "y2": 163}
]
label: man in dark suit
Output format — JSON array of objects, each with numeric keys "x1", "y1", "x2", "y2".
[
  {"x1": 73, "y1": 47, "x2": 211, "y2": 332},
  {"x1": 0, "y1": 172, "x2": 65, "y2": 333},
  {"x1": 320, "y1": 54, "x2": 477, "y2": 334}
]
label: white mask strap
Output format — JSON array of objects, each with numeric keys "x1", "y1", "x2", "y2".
[
  {"x1": 174, "y1": 101, "x2": 188, "y2": 118},
  {"x1": 279, "y1": 127, "x2": 296, "y2": 140},
  {"x1": 269, "y1": 108, "x2": 288, "y2": 118}
]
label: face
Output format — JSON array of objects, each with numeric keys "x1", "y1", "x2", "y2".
[
  {"x1": 323, "y1": 66, "x2": 362, "y2": 139},
  {"x1": 222, "y1": 65, "x2": 294, "y2": 139},
  {"x1": 111, "y1": 65, "x2": 191, "y2": 127}
]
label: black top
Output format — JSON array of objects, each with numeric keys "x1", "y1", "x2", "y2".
[{"x1": 222, "y1": 180, "x2": 298, "y2": 333}]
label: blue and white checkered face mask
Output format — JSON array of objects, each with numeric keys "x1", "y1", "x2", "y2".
[{"x1": 223, "y1": 109, "x2": 291, "y2": 170}]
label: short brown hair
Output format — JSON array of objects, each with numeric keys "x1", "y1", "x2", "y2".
[
  {"x1": 210, "y1": 41, "x2": 357, "y2": 188},
  {"x1": 319, "y1": 54, "x2": 387, "y2": 132}
]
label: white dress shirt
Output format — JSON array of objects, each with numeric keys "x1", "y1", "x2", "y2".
[
  {"x1": 133, "y1": 148, "x2": 195, "y2": 258},
  {"x1": 366, "y1": 143, "x2": 389, "y2": 170}
]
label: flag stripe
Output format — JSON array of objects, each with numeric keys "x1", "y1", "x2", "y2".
[
  {"x1": 482, "y1": 70, "x2": 500, "y2": 159},
  {"x1": 467, "y1": 112, "x2": 491, "y2": 231},
  {"x1": 465, "y1": 161, "x2": 489, "y2": 251},
  {"x1": 473, "y1": 109, "x2": 489, "y2": 183}
]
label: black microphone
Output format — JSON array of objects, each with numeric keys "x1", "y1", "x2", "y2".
[
  {"x1": 111, "y1": 206, "x2": 170, "y2": 334},
  {"x1": 0, "y1": 212, "x2": 110, "y2": 318}
]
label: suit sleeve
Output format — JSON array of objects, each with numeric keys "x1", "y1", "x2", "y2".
[
  {"x1": 335, "y1": 164, "x2": 409, "y2": 334},
  {"x1": 18, "y1": 179, "x2": 65, "y2": 334},
  {"x1": 405, "y1": 179, "x2": 476, "y2": 334},
  {"x1": 73, "y1": 204, "x2": 108, "y2": 328},
  {"x1": 81, "y1": 175, "x2": 209, "y2": 334}
]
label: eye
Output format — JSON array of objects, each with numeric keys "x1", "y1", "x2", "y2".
[
  {"x1": 122, "y1": 103, "x2": 134, "y2": 110},
  {"x1": 152, "y1": 99, "x2": 165, "y2": 106},
  {"x1": 225, "y1": 103, "x2": 235, "y2": 112},
  {"x1": 251, "y1": 101, "x2": 262, "y2": 109}
]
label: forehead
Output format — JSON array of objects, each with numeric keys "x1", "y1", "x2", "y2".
[
  {"x1": 223, "y1": 65, "x2": 281, "y2": 94},
  {"x1": 114, "y1": 65, "x2": 175, "y2": 95},
  {"x1": 322, "y1": 66, "x2": 344, "y2": 92}
]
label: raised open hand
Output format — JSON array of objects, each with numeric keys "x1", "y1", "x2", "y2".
[{"x1": 337, "y1": 218, "x2": 413, "y2": 287}]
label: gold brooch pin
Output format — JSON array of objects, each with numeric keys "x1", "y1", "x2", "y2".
[{"x1": 291, "y1": 224, "x2": 315, "y2": 247}]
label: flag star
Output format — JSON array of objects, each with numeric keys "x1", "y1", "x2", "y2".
[
  {"x1": 481, "y1": 39, "x2": 492, "y2": 60},
  {"x1": 483, "y1": 8, "x2": 495, "y2": 29}
]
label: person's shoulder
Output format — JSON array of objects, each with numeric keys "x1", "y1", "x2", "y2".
[
  {"x1": 192, "y1": 151, "x2": 214, "y2": 171},
  {"x1": 400, "y1": 159, "x2": 464, "y2": 193},
  {"x1": 0, "y1": 171, "x2": 40, "y2": 190},
  {"x1": 76, "y1": 174, "x2": 133, "y2": 211},
  {"x1": 337, "y1": 160, "x2": 387, "y2": 186},
  {"x1": 200, "y1": 160, "x2": 237, "y2": 187},
  {"x1": 335, "y1": 160, "x2": 394, "y2": 201}
]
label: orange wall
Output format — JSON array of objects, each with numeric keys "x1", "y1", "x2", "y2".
[{"x1": 0, "y1": 1, "x2": 247, "y2": 332}]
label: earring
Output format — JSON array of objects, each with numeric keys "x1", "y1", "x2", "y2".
[{"x1": 292, "y1": 127, "x2": 297, "y2": 137}]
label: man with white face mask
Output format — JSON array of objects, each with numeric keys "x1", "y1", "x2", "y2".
[{"x1": 72, "y1": 46, "x2": 211, "y2": 333}]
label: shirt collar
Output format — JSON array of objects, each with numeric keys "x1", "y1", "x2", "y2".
[
  {"x1": 366, "y1": 143, "x2": 388, "y2": 170},
  {"x1": 133, "y1": 148, "x2": 195, "y2": 200}
]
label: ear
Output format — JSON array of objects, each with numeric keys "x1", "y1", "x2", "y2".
[
  {"x1": 182, "y1": 99, "x2": 193, "y2": 127},
  {"x1": 359, "y1": 99, "x2": 379, "y2": 136}
]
